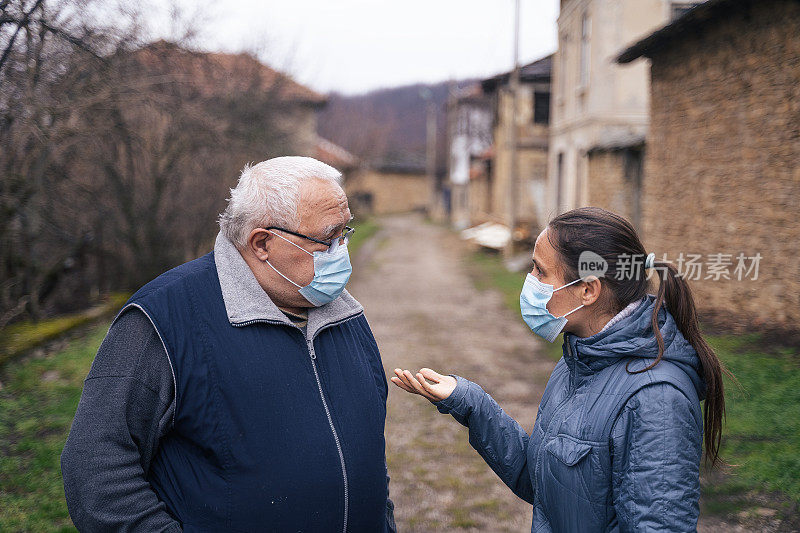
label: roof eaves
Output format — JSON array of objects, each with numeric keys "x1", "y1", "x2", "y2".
[
  {"x1": 481, "y1": 53, "x2": 554, "y2": 92},
  {"x1": 616, "y1": 0, "x2": 740, "y2": 63}
]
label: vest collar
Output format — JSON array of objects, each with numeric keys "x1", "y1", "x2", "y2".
[{"x1": 213, "y1": 231, "x2": 363, "y2": 337}]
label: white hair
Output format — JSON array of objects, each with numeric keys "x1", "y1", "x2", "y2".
[{"x1": 218, "y1": 156, "x2": 342, "y2": 248}]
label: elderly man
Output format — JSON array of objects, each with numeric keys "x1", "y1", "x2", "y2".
[{"x1": 61, "y1": 157, "x2": 396, "y2": 532}]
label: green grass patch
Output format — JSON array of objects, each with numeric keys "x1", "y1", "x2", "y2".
[
  {"x1": 466, "y1": 249, "x2": 525, "y2": 314},
  {"x1": 447, "y1": 506, "x2": 479, "y2": 529},
  {"x1": 0, "y1": 322, "x2": 109, "y2": 532},
  {"x1": 0, "y1": 293, "x2": 129, "y2": 366},
  {"x1": 705, "y1": 334, "x2": 800, "y2": 505},
  {"x1": 348, "y1": 218, "x2": 380, "y2": 256}
]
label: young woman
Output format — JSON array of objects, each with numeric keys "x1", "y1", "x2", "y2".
[{"x1": 392, "y1": 207, "x2": 731, "y2": 532}]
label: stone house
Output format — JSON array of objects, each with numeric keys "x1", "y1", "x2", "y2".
[
  {"x1": 446, "y1": 84, "x2": 493, "y2": 230},
  {"x1": 474, "y1": 54, "x2": 553, "y2": 239},
  {"x1": 135, "y1": 42, "x2": 328, "y2": 157},
  {"x1": 197, "y1": 50, "x2": 327, "y2": 156},
  {"x1": 616, "y1": 0, "x2": 800, "y2": 329},
  {"x1": 315, "y1": 136, "x2": 359, "y2": 183},
  {"x1": 343, "y1": 162, "x2": 429, "y2": 216},
  {"x1": 549, "y1": 0, "x2": 703, "y2": 224}
]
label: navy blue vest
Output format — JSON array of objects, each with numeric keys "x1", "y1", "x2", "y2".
[{"x1": 120, "y1": 252, "x2": 388, "y2": 532}]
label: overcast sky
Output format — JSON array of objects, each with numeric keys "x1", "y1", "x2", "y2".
[{"x1": 148, "y1": 0, "x2": 560, "y2": 95}]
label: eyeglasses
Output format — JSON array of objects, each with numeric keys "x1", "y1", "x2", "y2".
[{"x1": 263, "y1": 225, "x2": 355, "y2": 250}]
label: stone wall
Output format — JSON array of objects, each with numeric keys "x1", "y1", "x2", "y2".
[
  {"x1": 345, "y1": 169, "x2": 429, "y2": 216},
  {"x1": 270, "y1": 105, "x2": 318, "y2": 156},
  {"x1": 469, "y1": 176, "x2": 491, "y2": 222},
  {"x1": 484, "y1": 88, "x2": 550, "y2": 232},
  {"x1": 516, "y1": 148, "x2": 550, "y2": 230},
  {"x1": 641, "y1": 0, "x2": 800, "y2": 329},
  {"x1": 587, "y1": 148, "x2": 643, "y2": 231}
]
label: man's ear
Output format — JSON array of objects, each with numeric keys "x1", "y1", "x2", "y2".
[
  {"x1": 246, "y1": 228, "x2": 273, "y2": 262},
  {"x1": 581, "y1": 275, "x2": 603, "y2": 306}
]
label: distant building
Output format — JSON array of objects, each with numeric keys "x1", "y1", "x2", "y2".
[
  {"x1": 135, "y1": 42, "x2": 328, "y2": 156},
  {"x1": 344, "y1": 160, "x2": 429, "y2": 216},
  {"x1": 474, "y1": 54, "x2": 553, "y2": 239},
  {"x1": 617, "y1": 0, "x2": 800, "y2": 328},
  {"x1": 446, "y1": 84, "x2": 493, "y2": 229},
  {"x1": 314, "y1": 137, "x2": 429, "y2": 218},
  {"x1": 315, "y1": 136, "x2": 359, "y2": 183},
  {"x1": 549, "y1": 0, "x2": 701, "y2": 224}
]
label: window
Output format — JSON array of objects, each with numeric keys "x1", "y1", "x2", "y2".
[
  {"x1": 579, "y1": 13, "x2": 590, "y2": 87},
  {"x1": 533, "y1": 92, "x2": 550, "y2": 124}
]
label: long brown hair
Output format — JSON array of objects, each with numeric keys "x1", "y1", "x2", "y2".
[{"x1": 547, "y1": 206, "x2": 734, "y2": 466}]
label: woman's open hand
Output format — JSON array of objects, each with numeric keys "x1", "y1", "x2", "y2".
[{"x1": 391, "y1": 368, "x2": 457, "y2": 403}]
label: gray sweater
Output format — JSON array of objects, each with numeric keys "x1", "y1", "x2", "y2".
[{"x1": 61, "y1": 308, "x2": 182, "y2": 531}]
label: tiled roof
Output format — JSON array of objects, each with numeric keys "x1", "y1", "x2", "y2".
[
  {"x1": 134, "y1": 41, "x2": 327, "y2": 105},
  {"x1": 451, "y1": 83, "x2": 490, "y2": 105},
  {"x1": 519, "y1": 55, "x2": 554, "y2": 80},
  {"x1": 587, "y1": 134, "x2": 646, "y2": 153},
  {"x1": 481, "y1": 54, "x2": 553, "y2": 92},
  {"x1": 372, "y1": 152, "x2": 427, "y2": 174},
  {"x1": 315, "y1": 137, "x2": 359, "y2": 170}
]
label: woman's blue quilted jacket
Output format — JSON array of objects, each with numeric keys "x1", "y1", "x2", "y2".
[{"x1": 435, "y1": 295, "x2": 706, "y2": 532}]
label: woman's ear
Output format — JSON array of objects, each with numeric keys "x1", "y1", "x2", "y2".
[
  {"x1": 246, "y1": 228, "x2": 272, "y2": 262},
  {"x1": 580, "y1": 275, "x2": 603, "y2": 306}
]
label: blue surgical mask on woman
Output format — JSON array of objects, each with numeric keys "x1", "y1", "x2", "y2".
[
  {"x1": 265, "y1": 232, "x2": 352, "y2": 307},
  {"x1": 519, "y1": 274, "x2": 585, "y2": 342}
]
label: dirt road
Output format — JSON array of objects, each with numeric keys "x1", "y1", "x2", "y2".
[{"x1": 349, "y1": 214, "x2": 551, "y2": 531}]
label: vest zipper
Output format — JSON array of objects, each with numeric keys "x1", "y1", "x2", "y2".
[
  {"x1": 306, "y1": 337, "x2": 349, "y2": 533},
  {"x1": 232, "y1": 315, "x2": 359, "y2": 533}
]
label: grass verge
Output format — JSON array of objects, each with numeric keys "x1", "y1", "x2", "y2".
[
  {"x1": 0, "y1": 323, "x2": 108, "y2": 532},
  {"x1": 0, "y1": 293, "x2": 129, "y2": 366},
  {"x1": 348, "y1": 218, "x2": 380, "y2": 256},
  {"x1": 701, "y1": 334, "x2": 800, "y2": 516}
]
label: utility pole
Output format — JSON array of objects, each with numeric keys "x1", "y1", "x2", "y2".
[
  {"x1": 506, "y1": 0, "x2": 521, "y2": 257},
  {"x1": 421, "y1": 88, "x2": 437, "y2": 217}
]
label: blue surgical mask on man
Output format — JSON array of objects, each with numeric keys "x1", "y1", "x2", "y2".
[
  {"x1": 519, "y1": 274, "x2": 585, "y2": 342},
  {"x1": 264, "y1": 232, "x2": 352, "y2": 307}
]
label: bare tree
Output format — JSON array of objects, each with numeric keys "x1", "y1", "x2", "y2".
[
  {"x1": 1, "y1": 1, "x2": 302, "y2": 324},
  {"x1": 0, "y1": 0, "x2": 115, "y2": 323}
]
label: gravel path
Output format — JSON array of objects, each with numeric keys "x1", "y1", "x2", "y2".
[{"x1": 349, "y1": 214, "x2": 551, "y2": 532}]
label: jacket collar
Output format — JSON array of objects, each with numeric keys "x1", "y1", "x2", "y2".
[
  {"x1": 213, "y1": 231, "x2": 363, "y2": 338},
  {"x1": 563, "y1": 296, "x2": 651, "y2": 374},
  {"x1": 560, "y1": 297, "x2": 647, "y2": 381},
  {"x1": 560, "y1": 294, "x2": 703, "y2": 396}
]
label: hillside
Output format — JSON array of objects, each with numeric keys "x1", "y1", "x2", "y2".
[{"x1": 317, "y1": 80, "x2": 477, "y2": 172}]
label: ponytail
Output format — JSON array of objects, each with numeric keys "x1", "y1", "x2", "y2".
[
  {"x1": 631, "y1": 260, "x2": 736, "y2": 466},
  {"x1": 548, "y1": 206, "x2": 737, "y2": 467}
]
